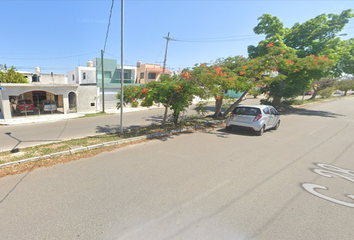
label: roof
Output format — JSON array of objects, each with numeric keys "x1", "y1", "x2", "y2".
[{"x1": 147, "y1": 67, "x2": 171, "y2": 74}]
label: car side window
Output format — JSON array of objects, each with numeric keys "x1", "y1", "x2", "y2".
[
  {"x1": 263, "y1": 107, "x2": 270, "y2": 114},
  {"x1": 270, "y1": 108, "x2": 278, "y2": 115}
]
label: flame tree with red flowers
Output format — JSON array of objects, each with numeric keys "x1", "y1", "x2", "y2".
[
  {"x1": 248, "y1": 10, "x2": 353, "y2": 105},
  {"x1": 190, "y1": 59, "x2": 252, "y2": 118},
  {"x1": 116, "y1": 85, "x2": 145, "y2": 109},
  {"x1": 144, "y1": 74, "x2": 199, "y2": 126}
]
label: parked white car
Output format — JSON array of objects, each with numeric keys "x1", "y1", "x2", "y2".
[
  {"x1": 39, "y1": 100, "x2": 57, "y2": 113},
  {"x1": 225, "y1": 105, "x2": 280, "y2": 136}
]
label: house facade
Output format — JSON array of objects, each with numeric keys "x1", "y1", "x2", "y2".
[{"x1": 136, "y1": 61, "x2": 172, "y2": 84}]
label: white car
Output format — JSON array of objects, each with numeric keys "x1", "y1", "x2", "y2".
[
  {"x1": 40, "y1": 100, "x2": 57, "y2": 113},
  {"x1": 225, "y1": 105, "x2": 280, "y2": 136}
]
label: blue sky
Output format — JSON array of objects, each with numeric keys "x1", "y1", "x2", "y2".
[{"x1": 1, "y1": 0, "x2": 353, "y2": 75}]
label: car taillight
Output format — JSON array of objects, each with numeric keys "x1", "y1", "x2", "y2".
[
  {"x1": 230, "y1": 112, "x2": 234, "y2": 119},
  {"x1": 253, "y1": 114, "x2": 262, "y2": 122}
]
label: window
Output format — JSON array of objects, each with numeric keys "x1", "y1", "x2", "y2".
[
  {"x1": 97, "y1": 71, "x2": 112, "y2": 79},
  {"x1": 72, "y1": 74, "x2": 75, "y2": 81},
  {"x1": 148, "y1": 73, "x2": 157, "y2": 79},
  {"x1": 234, "y1": 107, "x2": 261, "y2": 116},
  {"x1": 140, "y1": 73, "x2": 144, "y2": 79},
  {"x1": 104, "y1": 71, "x2": 111, "y2": 78},
  {"x1": 83, "y1": 72, "x2": 86, "y2": 79},
  {"x1": 263, "y1": 107, "x2": 270, "y2": 114}
]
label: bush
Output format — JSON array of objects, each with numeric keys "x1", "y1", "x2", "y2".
[
  {"x1": 282, "y1": 98, "x2": 302, "y2": 105},
  {"x1": 140, "y1": 98, "x2": 154, "y2": 107},
  {"x1": 195, "y1": 102, "x2": 209, "y2": 117},
  {"x1": 132, "y1": 101, "x2": 139, "y2": 107},
  {"x1": 318, "y1": 87, "x2": 333, "y2": 98}
]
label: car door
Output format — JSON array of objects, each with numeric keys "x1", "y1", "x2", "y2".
[{"x1": 268, "y1": 107, "x2": 278, "y2": 127}]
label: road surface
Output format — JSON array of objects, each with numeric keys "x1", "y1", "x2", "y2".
[{"x1": 0, "y1": 97, "x2": 354, "y2": 239}]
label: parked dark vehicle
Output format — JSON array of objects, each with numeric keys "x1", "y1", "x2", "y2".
[
  {"x1": 16, "y1": 100, "x2": 35, "y2": 114},
  {"x1": 304, "y1": 91, "x2": 314, "y2": 95}
]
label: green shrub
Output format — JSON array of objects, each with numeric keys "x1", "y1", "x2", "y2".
[
  {"x1": 318, "y1": 87, "x2": 333, "y2": 98},
  {"x1": 141, "y1": 98, "x2": 154, "y2": 107},
  {"x1": 132, "y1": 101, "x2": 139, "y2": 107}
]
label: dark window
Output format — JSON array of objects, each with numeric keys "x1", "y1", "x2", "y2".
[
  {"x1": 263, "y1": 107, "x2": 270, "y2": 114},
  {"x1": 83, "y1": 72, "x2": 86, "y2": 79},
  {"x1": 140, "y1": 73, "x2": 144, "y2": 79},
  {"x1": 234, "y1": 107, "x2": 261, "y2": 116},
  {"x1": 148, "y1": 73, "x2": 157, "y2": 79}
]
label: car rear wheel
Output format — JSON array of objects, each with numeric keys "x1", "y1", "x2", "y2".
[{"x1": 256, "y1": 125, "x2": 265, "y2": 136}]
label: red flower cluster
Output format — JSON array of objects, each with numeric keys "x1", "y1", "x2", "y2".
[
  {"x1": 286, "y1": 60, "x2": 294, "y2": 65},
  {"x1": 215, "y1": 67, "x2": 223, "y2": 76},
  {"x1": 174, "y1": 85, "x2": 183, "y2": 93},
  {"x1": 215, "y1": 96, "x2": 221, "y2": 100},
  {"x1": 180, "y1": 71, "x2": 192, "y2": 79},
  {"x1": 239, "y1": 71, "x2": 244, "y2": 76},
  {"x1": 293, "y1": 69, "x2": 300, "y2": 72},
  {"x1": 266, "y1": 42, "x2": 274, "y2": 48},
  {"x1": 142, "y1": 87, "x2": 148, "y2": 96}
]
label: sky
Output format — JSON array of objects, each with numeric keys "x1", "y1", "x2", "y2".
[{"x1": 0, "y1": 0, "x2": 353, "y2": 76}]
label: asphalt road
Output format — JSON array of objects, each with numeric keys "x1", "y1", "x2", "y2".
[
  {"x1": 0, "y1": 104, "x2": 207, "y2": 152},
  {"x1": 0, "y1": 99, "x2": 261, "y2": 152},
  {"x1": 0, "y1": 97, "x2": 353, "y2": 239}
]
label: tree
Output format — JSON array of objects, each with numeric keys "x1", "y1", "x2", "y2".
[
  {"x1": 248, "y1": 10, "x2": 353, "y2": 105},
  {"x1": 310, "y1": 77, "x2": 336, "y2": 99},
  {"x1": 335, "y1": 79, "x2": 354, "y2": 95},
  {"x1": 190, "y1": 58, "x2": 252, "y2": 118},
  {"x1": 116, "y1": 85, "x2": 144, "y2": 109},
  {"x1": 0, "y1": 64, "x2": 28, "y2": 83}
]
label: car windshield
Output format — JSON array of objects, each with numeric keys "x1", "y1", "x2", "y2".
[
  {"x1": 234, "y1": 107, "x2": 261, "y2": 116},
  {"x1": 18, "y1": 100, "x2": 32, "y2": 105}
]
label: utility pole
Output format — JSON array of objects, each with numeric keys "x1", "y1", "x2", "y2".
[
  {"x1": 101, "y1": 49, "x2": 105, "y2": 113},
  {"x1": 120, "y1": 0, "x2": 124, "y2": 135},
  {"x1": 162, "y1": 32, "x2": 177, "y2": 74},
  {"x1": 162, "y1": 32, "x2": 170, "y2": 75}
]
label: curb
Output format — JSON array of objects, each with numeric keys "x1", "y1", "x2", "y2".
[{"x1": 0, "y1": 120, "x2": 225, "y2": 169}]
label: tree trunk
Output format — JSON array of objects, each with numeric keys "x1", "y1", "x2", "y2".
[
  {"x1": 212, "y1": 97, "x2": 223, "y2": 118},
  {"x1": 221, "y1": 89, "x2": 249, "y2": 118},
  {"x1": 161, "y1": 94, "x2": 174, "y2": 128},
  {"x1": 309, "y1": 90, "x2": 318, "y2": 100},
  {"x1": 272, "y1": 96, "x2": 282, "y2": 107}
]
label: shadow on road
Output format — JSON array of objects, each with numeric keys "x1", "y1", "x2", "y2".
[{"x1": 279, "y1": 107, "x2": 345, "y2": 118}]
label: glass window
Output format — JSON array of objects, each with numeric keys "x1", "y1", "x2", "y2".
[
  {"x1": 148, "y1": 73, "x2": 157, "y2": 79},
  {"x1": 83, "y1": 72, "x2": 86, "y2": 79},
  {"x1": 263, "y1": 107, "x2": 270, "y2": 114},
  {"x1": 140, "y1": 73, "x2": 144, "y2": 79},
  {"x1": 104, "y1": 71, "x2": 111, "y2": 78},
  {"x1": 72, "y1": 74, "x2": 75, "y2": 80},
  {"x1": 97, "y1": 71, "x2": 112, "y2": 79},
  {"x1": 234, "y1": 107, "x2": 261, "y2": 116}
]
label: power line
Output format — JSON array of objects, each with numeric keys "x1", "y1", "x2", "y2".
[{"x1": 103, "y1": 0, "x2": 115, "y2": 53}]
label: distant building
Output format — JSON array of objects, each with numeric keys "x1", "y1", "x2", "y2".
[{"x1": 136, "y1": 61, "x2": 172, "y2": 84}]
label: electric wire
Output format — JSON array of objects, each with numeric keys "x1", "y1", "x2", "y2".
[{"x1": 103, "y1": 0, "x2": 115, "y2": 53}]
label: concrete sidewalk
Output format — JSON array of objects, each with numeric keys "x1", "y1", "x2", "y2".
[{"x1": 0, "y1": 97, "x2": 262, "y2": 126}]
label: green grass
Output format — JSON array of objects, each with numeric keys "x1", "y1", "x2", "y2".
[
  {"x1": 0, "y1": 116, "x2": 216, "y2": 165},
  {"x1": 80, "y1": 112, "x2": 113, "y2": 118}
]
